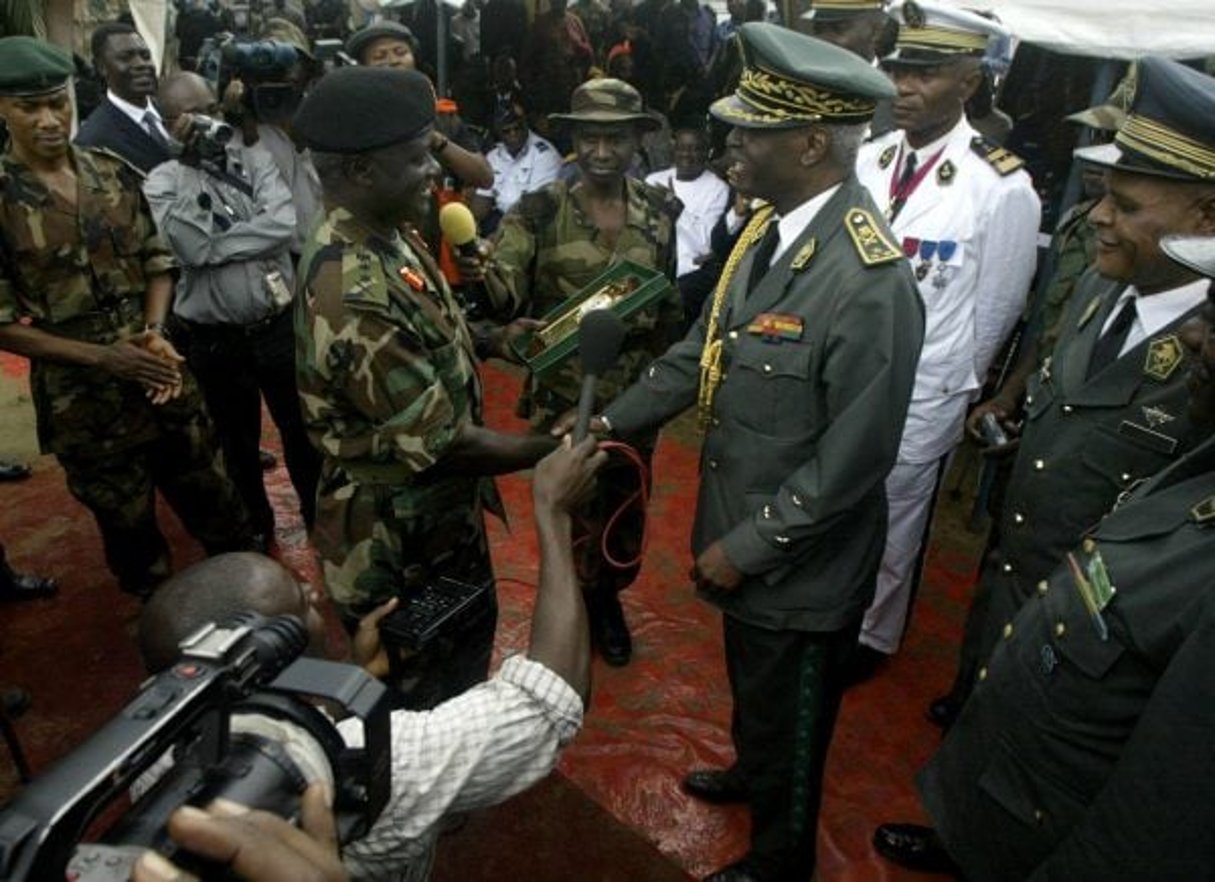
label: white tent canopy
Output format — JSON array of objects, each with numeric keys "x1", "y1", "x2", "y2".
[{"x1": 936, "y1": 0, "x2": 1215, "y2": 60}]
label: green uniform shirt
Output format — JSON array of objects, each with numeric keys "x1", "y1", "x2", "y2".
[
  {"x1": 0, "y1": 146, "x2": 179, "y2": 457},
  {"x1": 485, "y1": 177, "x2": 683, "y2": 426}
]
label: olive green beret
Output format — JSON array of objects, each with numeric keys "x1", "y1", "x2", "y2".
[{"x1": 0, "y1": 37, "x2": 74, "y2": 97}]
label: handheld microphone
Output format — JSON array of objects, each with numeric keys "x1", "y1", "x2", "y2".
[
  {"x1": 438, "y1": 201, "x2": 481, "y2": 258},
  {"x1": 573, "y1": 309, "x2": 627, "y2": 443}
]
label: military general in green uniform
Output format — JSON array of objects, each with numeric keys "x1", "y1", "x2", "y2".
[
  {"x1": 292, "y1": 67, "x2": 554, "y2": 709},
  {"x1": 0, "y1": 37, "x2": 253, "y2": 599},
  {"x1": 581, "y1": 25, "x2": 924, "y2": 882},
  {"x1": 474, "y1": 77, "x2": 683, "y2": 666}
]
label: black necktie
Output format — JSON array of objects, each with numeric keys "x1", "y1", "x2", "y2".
[
  {"x1": 888, "y1": 151, "x2": 918, "y2": 222},
  {"x1": 747, "y1": 219, "x2": 781, "y2": 292},
  {"x1": 1087, "y1": 297, "x2": 1138, "y2": 379}
]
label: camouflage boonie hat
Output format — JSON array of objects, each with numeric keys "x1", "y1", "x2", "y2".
[{"x1": 550, "y1": 78, "x2": 660, "y2": 131}]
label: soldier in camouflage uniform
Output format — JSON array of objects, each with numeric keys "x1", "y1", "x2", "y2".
[
  {"x1": 292, "y1": 66, "x2": 553, "y2": 708},
  {"x1": 474, "y1": 77, "x2": 683, "y2": 666},
  {"x1": 0, "y1": 37, "x2": 253, "y2": 598}
]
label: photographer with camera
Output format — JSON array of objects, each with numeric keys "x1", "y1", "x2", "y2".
[
  {"x1": 128, "y1": 436, "x2": 603, "y2": 882},
  {"x1": 143, "y1": 71, "x2": 321, "y2": 541}
]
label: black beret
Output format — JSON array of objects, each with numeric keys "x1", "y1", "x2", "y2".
[
  {"x1": 345, "y1": 21, "x2": 416, "y2": 63},
  {"x1": 0, "y1": 37, "x2": 74, "y2": 97},
  {"x1": 293, "y1": 67, "x2": 436, "y2": 154}
]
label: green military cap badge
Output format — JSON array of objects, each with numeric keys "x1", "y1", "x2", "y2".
[
  {"x1": 845, "y1": 208, "x2": 901, "y2": 266},
  {"x1": 710, "y1": 22, "x2": 895, "y2": 129},
  {"x1": 1144, "y1": 334, "x2": 1184, "y2": 382},
  {"x1": 0, "y1": 37, "x2": 74, "y2": 97}
]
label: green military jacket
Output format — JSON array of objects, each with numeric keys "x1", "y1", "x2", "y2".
[
  {"x1": 970, "y1": 269, "x2": 1202, "y2": 664},
  {"x1": 922, "y1": 435, "x2": 1215, "y2": 882},
  {"x1": 0, "y1": 146, "x2": 179, "y2": 457},
  {"x1": 605, "y1": 177, "x2": 925, "y2": 632},
  {"x1": 485, "y1": 177, "x2": 683, "y2": 427},
  {"x1": 295, "y1": 207, "x2": 502, "y2": 606}
]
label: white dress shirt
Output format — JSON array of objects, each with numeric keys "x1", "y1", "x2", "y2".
[
  {"x1": 768, "y1": 183, "x2": 843, "y2": 266},
  {"x1": 107, "y1": 89, "x2": 170, "y2": 142},
  {"x1": 643, "y1": 167, "x2": 730, "y2": 277},
  {"x1": 479, "y1": 131, "x2": 563, "y2": 216},
  {"x1": 1101, "y1": 278, "x2": 1209, "y2": 357}
]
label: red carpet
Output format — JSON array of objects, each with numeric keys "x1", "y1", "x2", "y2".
[{"x1": 0, "y1": 354, "x2": 984, "y2": 881}]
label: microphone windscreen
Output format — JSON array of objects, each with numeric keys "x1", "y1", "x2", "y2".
[
  {"x1": 439, "y1": 201, "x2": 478, "y2": 247},
  {"x1": 578, "y1": 309, "x2": 627, "y2": 375}
]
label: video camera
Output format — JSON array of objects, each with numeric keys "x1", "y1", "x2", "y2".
[
  {"x1": 197, "y1": 34, "x2": 312, "y2": 125},
  {"x1": 0, "y1": 614, "x2": 392, "y2": 882}
]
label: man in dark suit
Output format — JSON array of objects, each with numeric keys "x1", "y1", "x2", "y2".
[
  {"x1": 75, "y1": 22, "x2": 171, "y2": 173},
  {"x1": 874, "y1": 57, "x2": 1215, "y2": 882},
  {"x1": 575, "y1": 24, "x2": 924, "y2": 882}
]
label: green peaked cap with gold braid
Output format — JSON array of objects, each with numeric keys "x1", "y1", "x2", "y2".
[{"x1": 710, "y1": 22, "x2": 895, "y2": 129}]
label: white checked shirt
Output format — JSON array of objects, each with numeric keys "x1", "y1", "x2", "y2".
[{"x1": 339, "y1": 656, "x2": 583, "y2": 881}]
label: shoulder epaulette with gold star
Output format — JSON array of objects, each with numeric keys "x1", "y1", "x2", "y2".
[
  {"x1": 970, "y1": 136, "x2": 1025, "y2": 176},
  {"x1": 845, "y1": 208, "x2": 902, "y2": 266}
]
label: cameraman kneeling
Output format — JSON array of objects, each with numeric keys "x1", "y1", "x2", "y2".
[{"x1": 134, "y1": 437, "x2": 605, "y2": 881}]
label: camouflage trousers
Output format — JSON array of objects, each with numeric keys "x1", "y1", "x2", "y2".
[
  {"x1": 56, "y1": 391, "x2": 255, "y2": 598},
  {"x1": 313, "y1": 464, "x2": 497, "y2": 710}
]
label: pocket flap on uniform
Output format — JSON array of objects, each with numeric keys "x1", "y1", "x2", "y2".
[{"x1": 978, "y1": 740, "x2": 1086, "y2": 832}]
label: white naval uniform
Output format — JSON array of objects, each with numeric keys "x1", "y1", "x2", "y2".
[
  {"x1": 855, "y1": 115, "x2": 1041, "y2": 654},
  {"x1": 478, "y1": 130, "x2": 563, "y2": 217}
]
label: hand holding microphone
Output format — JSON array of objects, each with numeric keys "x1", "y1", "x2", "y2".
[
  {"x1": 439, "y1": 202, "x2": 489, "y2": 282},
  {"x1": 573, "y1": 309, "x2": 627, "y2": 443}
]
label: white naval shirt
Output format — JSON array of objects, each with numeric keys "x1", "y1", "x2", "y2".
[{"x1": 479, "y1": 131, "x2": 563, "y2": 216}]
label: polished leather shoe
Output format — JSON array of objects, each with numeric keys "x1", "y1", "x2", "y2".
[
  {"x1": 590, "y1": 591, "x2": 632, "y2": 666},
  {"x1": 927, "y1": 693, "x2": 963, "y2": 730},
  {"x1": 873, "y1": 823, "x2": 959, "y2": 873},
  {"x1": 0, "y1": 570, "x2": 57, "y2": 602},
  {"x1": 0, "y1": 461, "x2": 31, "y2": 482},
  {"x1": 682, "y1": 767, "x2": 748, "y2": 804}
]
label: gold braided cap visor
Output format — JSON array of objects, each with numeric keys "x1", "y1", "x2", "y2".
[
  {"x1": 712, "y1": 64, "x2": 877, "y2": 127},
  {"x1": 811, "y1": 0, "x2": 886, "y2": 9},
  {"x1": 896, "y1": 25, "x2": 988, "y2": 54},
  {"x1": 1117, "y1": 114, "x2": 1215, "y2": 180}
]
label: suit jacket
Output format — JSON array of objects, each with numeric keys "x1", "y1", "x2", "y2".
[
  {"x1": 921, "y1": 434, "x2": 1215, "y2": 882},
  {"x1": 75, "y1": 98, "x2": 171, "y2": 174},
  {"x1": 971, "y1": 269, "x2": 1203, "y2": 664},
  {"x1": 857, "y1": 117, "x2": 1041, "y2": 463},
  {"x1": 605, "y1": 176, "x2": 925, "y2": 632}
]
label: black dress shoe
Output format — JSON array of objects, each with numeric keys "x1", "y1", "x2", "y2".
[
  {"x1": 927, "y1": 694, "x2": 963, "y2": 729},
  {"x1": 0, "y1": 571, "x2": 57, "y2": 602},
  {"x1": 259, "y1": 448, "x2": 278, "y2": 470},
  {"x1": 0, "y1": 461, "x2": 31, "y2": 482},
  {"x1": 590, "y1": 591, "x2": 632, "y2": 666},
  {"x1": 703, "y1": 859, "x2": 766, "y2": 882},
  {"x1": 682, "y1": 767, "x2": 748, "y2": 804},
  {"x1": 843, "y1": 645, "x2": 889, "y2": 687},
  {"x1": 873, "y1": 823, "x2": 959, "y2": 873}
]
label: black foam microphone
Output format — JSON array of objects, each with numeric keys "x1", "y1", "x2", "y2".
[{"x1": 573, "y1": 309, "x2": 627, "y2": 442}]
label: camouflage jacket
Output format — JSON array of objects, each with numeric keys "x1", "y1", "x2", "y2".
[
  {"x1": 1036, "y1": 198, "x2": 1098, "y2": 358},
  {"x1": 295, "y1": 206, "x2": 498, "y2": 518},
  {"x1": 485, "y1": 177, "x2": 683, "y2": 426},
  {"x1": 0, "y1": 146, "x2": 181, "y2": 457}
]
